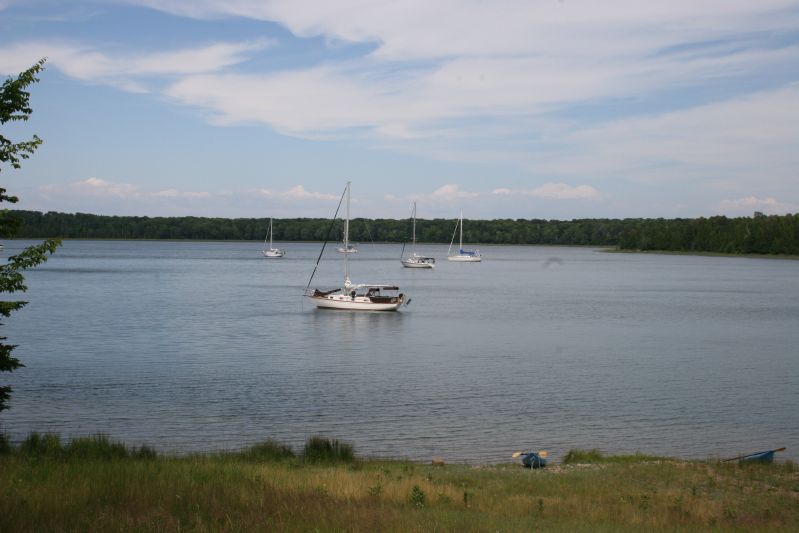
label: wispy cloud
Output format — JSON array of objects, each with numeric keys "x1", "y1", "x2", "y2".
[
  {"x1": 41, "y1": 179, "x2": 338, "y2": 205},
  {"x1": 0, "y1": 39, "x2": 272, "y2": 92},
  {"x1": 718, "y1": 196, "x2": 798, "y2": 215},
  {"x1": 5, "y1": 1, "x2": 795, "y2": 140},
  {"x1": 256, "y1": 185, "x2": 339, "y2": 201},
  {"x1": 39, "y1": 177, "x2": 212, "y2": 201},
  {"x1": 531, "y1": 83, "x2": 799, "y2": 192},
  {"x1": 428, "y1": 184, "x2": 479, "y2": 201},
  {"x1": 124, "y1": 1, "x2": 799, "y2": 59},
  {"x1": 388, "y1": 182, "x2": 602, "y2": 206},
  {"x1": 23, "y1": 179, "x2": 347, "y2": 217},
  {"x1": 493, "y1": 183, "x2": 602, "y2": 200},
  {"x1": 5, "y1": 1, "x2": 799, "y2": 218}
]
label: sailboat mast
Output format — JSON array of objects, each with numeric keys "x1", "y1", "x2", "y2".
[
  {"x1": 459, "y1": 210, "x2": 463, "y2": 250},
  {"x1": 412, "y1": 202, "x2": 417, "y2": 254},
  {"x1": 269, "y1": 218, "x2": 273, "y2": 249},
  {"x1": 344, "y1": 181, "x2": 350, "y2": 283}
]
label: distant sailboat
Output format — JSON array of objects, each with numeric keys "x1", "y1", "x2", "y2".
[
  {"x1": 401, "y1": 202, "x2": 435, "y2": 268},
  {"x1": 336, "y1": 228, "x2": 358, "y2": 253},
  {"x1": 447, "y1": 210, "x2": 482, "y2": 262},
  {"x1": 337, "y1": 243, "x2": 358, "y2": 254},
  {"x1": 262, "y1": 218, "x2": 285, "y2": 257},
  {"x1": 305, "y1": 182, "x2": 406, "y2": 311}
]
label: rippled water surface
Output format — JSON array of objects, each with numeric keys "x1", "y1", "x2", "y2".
[{"x1": 3, "y1": 240, "x2": 798, "y2": 463}]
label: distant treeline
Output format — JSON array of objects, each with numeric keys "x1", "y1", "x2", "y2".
[{"x1": 6, "y1": 210, "x2": 799, "y2": 255}]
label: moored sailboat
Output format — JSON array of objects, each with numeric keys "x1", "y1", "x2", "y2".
[
  {"x1": 337, "y1": 243, "x2": 358, "y2": 254},
  {"x1": 262, "y1": 218, "x2": 285, "y2": 257},
  {"x1": 401, "y1": 202, "x2": 435, "y2": 269},
  {"x1": 305, "y1": 182, "x2": 405, "y2": 311},
  {"x1": 447, "y1": 210, "x2": 482, "y2": 262}
]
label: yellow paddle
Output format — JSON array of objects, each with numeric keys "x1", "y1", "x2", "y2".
[{"x1": 512, "y1": 450, "x2": 548, "y2": 459}]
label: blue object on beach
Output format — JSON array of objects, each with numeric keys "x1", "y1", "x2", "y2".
[
  {"x1": 741, "y1": 450, "x2": 775, "y2": 463},
  {"x1": 738, "y1": 449, "x2": 781, "y2": 464},
  {"x1": 722, "y1": 447, "x2": 785, "y2": 464},
  {"x1": 522, "y1": 452, "x2": 547, "y2": 469}
]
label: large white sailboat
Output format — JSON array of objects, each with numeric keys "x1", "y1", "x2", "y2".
[
  {"x1": 401, "y1": 202, "x2": 435, "y2": 269},
  {"x1": 305, "y1": 182, "x2": 406, "y2": 311},
  {"x1": 447, "y1": 210, "x2": 482, "y2": 262},
  {"x1": 262, "y1": 218, "x2": 285, "y2": 257}
]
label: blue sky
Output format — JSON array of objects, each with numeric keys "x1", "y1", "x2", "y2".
[{"x1": 2, "y1": 0, "x2": 798, "y2": 219}]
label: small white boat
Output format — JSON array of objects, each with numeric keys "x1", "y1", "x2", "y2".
[
  {"x1": 305, "y1": 182, "x2": 405, "y2": 311},
  {"x1": 262, "y1": 218, "x2": 285, "y2": 258},
  {"x1": 337, "y1": 243, "x2": 358, "y2": 254},
  {"x1": 447, "y1": 210, "x2": 482, "y2": 262},
  {"x1": 401, "y1": 202, "x2": 435, "y2": 269}
]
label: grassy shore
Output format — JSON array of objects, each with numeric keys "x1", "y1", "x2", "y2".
[{"x1": 1, "y1": 434, "x2": 797, "y2": 531}]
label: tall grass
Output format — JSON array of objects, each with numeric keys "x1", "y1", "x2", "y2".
[
  {"x1": 232, "y1": 439, "x2": 295, "y2": 461},
  {"x1": 302, "y1": 435, "x2": 354, "y2": 463},
  {"x1": 562, "y1": 448, "x2": 663, "y2": 464},
  {"x1": 14, "y1": 432, "x2": 156, "y2": 460},
  {"x1": 1, "y1": 434, "x2": 797, "y2": 531}
]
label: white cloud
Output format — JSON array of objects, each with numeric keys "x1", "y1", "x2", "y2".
[
  {"x1": 256, "y1": 185, "x2": 339, "y2": 201},
  {"x1": 180, "y1": 191, "x2": 212, "y2": 199},
  {"x1": 124, "y1": 1, "x2": 799, "y2": 60},
  {"x1": 282, "y1": 185, "x2": 338, "y2": 201},
  {"x1": 24, "y1": 180, "x2": 348, "y2": 217},
  {"x1": 493, "y1": 183, "x2": 602, "y2": 200},
  {"x1": 382, "y1": 184, "x2": 481, "y2": 206},
  {"x1": 533, "y1": 84, "x2": 799, "y2": 192},
  {"x1": 73, "y1": 177, "x2": 140, "y2": 198},
  {"x1": 38, "y1": 178, "x2": 212, "y2": 201},
  {"x1": 152, "y1": 189, "x2": 180, "y2": 198},
  {"x1": 159, "y1": 40, "x2": 799, "y2": 141},
  {"x1": 7, "y1": 1, "x2": 799, "y2": 218},
  {"x1": 429, "y1": 184, "x2": 479, "y2": 201},
  {"x1": 718, "y1": 196, "x2": 797, "y2": 215},
  {"x1": 15, "y1": 0, "x2": 773, "y2": 146},
  {"x1": 0, "y1": 39, "x2": 271, "y2": 90}
]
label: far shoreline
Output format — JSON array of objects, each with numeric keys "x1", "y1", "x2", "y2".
[
  {"x1": 604, "y1": 248, "x2": 799, "y2": 260},
  {"x1": 7, "y1": 237, "x2": 799, "y2": 259}
]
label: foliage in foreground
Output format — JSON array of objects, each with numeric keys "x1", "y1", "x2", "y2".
[
  {"x1": 1, "y1": 59, "x2": 61, "y2": 413},
  {"x1": 1, "y1": 435, "x2": 798, "y2": 531}
]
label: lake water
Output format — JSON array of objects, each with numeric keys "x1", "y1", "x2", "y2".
[{"x1": 3, "y1": 240, "x2": 798, "y2": 463}]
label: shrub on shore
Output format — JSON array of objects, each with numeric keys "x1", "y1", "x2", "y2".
[
  {"x1": 12, "y1": 432, "x2": 156, "y2": 460},
  {"x1": 563, "y1": 448, "x2": 662, "y2": 464},
  {"x1": 302, "y1": 435, "x2": 354, "y2": 463},
  {"x1": 234, "y1": 439, "x2": 295, "y2": 461}
]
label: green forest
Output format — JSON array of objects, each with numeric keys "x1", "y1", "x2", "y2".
[{"x1": 6, "y1": 210, "x2": 799, "y2": 255}]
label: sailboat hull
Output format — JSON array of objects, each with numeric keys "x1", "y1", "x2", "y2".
[
  {"x1": 448, "y1": 254, "x2": 482, "y2": 262},
  {"x1": 307, "y1": 293, "x2": 404, "y2": 311},
  {"x1": 401, "y1": 259, "x2": 434, "y2": 268},
  {"x1": 263, "y1": 249, "x2": 285, "y2": 257}
]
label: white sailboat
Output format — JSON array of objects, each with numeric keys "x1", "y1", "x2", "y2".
[
  {"x1": 447, "y1": 210, "x2": 482, "y2": 262},
  {"x1": 305, "y1": 182, "x2": 405, "y2": 311},
  {"x1": 262, "y1": 218, "x2": 285, "y2": 257},
  {"x1": 337, "y1": 243, "x2": 358, "y2": 254},
  {"x1": 401, "y1": 202, "x2": 435, "y2": 268}
]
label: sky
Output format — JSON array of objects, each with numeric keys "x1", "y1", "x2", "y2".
[{"x1": 1, "y1": 0, "x2": 798, "y2": 220}]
